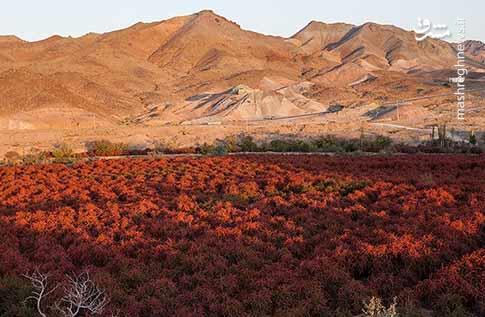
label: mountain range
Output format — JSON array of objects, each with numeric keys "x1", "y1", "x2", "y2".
[{"x1": 0, "y1": 10, "x2": 484, "y2": 128}]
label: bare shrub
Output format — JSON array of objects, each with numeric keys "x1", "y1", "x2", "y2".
[
  {"x1": 24, "y1": 270, "x2": 109, "y2": 317},
  {"x1": 362, "y1": 297, "x2": 398, "y2": 317},
  {"x1": 23, "y1": 270, "x2": 58, "y2": 317},
  {"x1": 55, "y1": 272, "x2": 108, "y2": 317}
]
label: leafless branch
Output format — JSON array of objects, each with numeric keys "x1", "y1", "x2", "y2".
[
  {"x1": 23, "y1": 269, "x2": 58, "y2": 317},
  {"x1": 55, "y1": 271, "x2": 109, "y2": 317}
]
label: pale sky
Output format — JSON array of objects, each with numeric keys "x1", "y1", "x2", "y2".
[{"x1": 1, "y1": 0, "x2": 483, "y2": 42}]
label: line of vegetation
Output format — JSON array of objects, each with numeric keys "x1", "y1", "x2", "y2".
[
  {"x1": 1, "y1": 133, "x2": 483, "y2": 166},
  {"x1": 189, "y1": 133, "x2": 483, "y2": 156},
  {"x1": 1, "y1": 140, "x2": 129, "y2": 166}
]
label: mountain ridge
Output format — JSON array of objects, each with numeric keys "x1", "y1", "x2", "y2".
[{"x1": 0, "y1": 10, "x2": 484, "y2": 129}]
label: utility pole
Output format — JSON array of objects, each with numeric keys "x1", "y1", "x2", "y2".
[
  {"x1": 92, "y1": 113, "x2": 96, "y2": 129},
  {"x1": 438, "y1": 122, "x2": 447, "y2": 148},
  {"x1": 359, "y1": 124, "x2": 365, "y2": 151}
]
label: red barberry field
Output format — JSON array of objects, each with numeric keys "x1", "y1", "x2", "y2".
[{"x1": 0, "y1": 155, "x2": 484, "y2": 316}]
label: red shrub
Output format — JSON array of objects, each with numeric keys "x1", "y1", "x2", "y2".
[{"x1": 0, "y1": 155, "x2": 483, "y2": 315}]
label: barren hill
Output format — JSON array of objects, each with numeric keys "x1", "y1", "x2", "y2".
[
  {"x1": 290, "y1": 21, "x2": 354, "y2": 58},
  {"x1": 147, "y1": 10, "x2": 301, "y2": 99},
  {"x1": 461, "y1": 40, "x2": 485, "y2": 64},
  {"x1": 0, "y1": 10, "x2": 483, "y2": 133},
  {"x1": 327, "y1": 23, "x2": 456, "y2": 69}
]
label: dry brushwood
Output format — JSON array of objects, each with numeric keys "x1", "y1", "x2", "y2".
[
  {"x1": 55, "y1": 272, "x2": 109, "y2": 317},
  {"x1": 23, "y1": 270, "x2": 59, "y2": 317},
  {"x1": 362, "y1": 297, "x2": 398, "y2": 317}
]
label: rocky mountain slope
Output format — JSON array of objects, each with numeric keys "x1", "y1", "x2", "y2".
[
  {"x1": 461, "y1": 40, "x2": 485, "y2": 63},
  {"x1": 0, "y1": 10, "x2": 483, "y2": 129}
]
